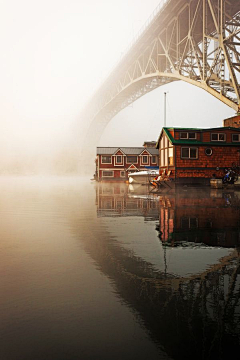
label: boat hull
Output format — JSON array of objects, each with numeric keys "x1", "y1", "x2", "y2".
[{"x1": 128, "y1": 171, "x2": 158, "y2": 184}]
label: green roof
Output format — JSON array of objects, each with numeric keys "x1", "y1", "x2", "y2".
[{"x1": 156, "y1": 127, "x2": 240, "y2": 148}]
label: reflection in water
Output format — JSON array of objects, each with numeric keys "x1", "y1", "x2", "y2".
[
  {"x1": 93, "y1": 183, "x2": 240, "y2": 359},
  {"x1": 158, "y1": 188, "x2": 240, "y2": 248},
  {"x1": 0, "y1": 178, "x2": 239, "y2": 360},
  {"x1": 96, "y1": 183, "x2": 159, "y2": 219}
]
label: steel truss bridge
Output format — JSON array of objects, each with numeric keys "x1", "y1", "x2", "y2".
[{"x1": 82, "y1": 0, "x2": 240, "y2": 138}]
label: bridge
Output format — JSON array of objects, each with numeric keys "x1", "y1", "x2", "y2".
[{"x1": 81, "y1": 0, "x2": 240, "y2": 145}]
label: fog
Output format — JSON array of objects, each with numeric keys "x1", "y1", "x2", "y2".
[{"x1": 0, "y1": 0, "x2": 235, "y2": 175}]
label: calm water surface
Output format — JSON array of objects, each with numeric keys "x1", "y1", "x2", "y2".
[{"x1": 0, "y1": 177, "x2": 239, "y2": 360}]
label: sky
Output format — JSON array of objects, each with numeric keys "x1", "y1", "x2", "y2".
[{"x1": 0, "y1": 0, "x2": 236, "y2": 166}]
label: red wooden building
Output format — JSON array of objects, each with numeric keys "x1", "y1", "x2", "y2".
[
  {"x1": 156, "y1": 126, "x2": 240, "y2": 185},
  {"x1": 96, "y1": 146, "x2": 159, "y2": 181}
]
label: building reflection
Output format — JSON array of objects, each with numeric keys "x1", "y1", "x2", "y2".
[
  {"x1": 158, "y1": 189, "x2": 240, "y2": 248},
  {"x1": 74, "y1": 183, "x2": 240, "y2": 359},
  {"x1": 95, "y1": 182, "x2": 159, "y2": 220}
]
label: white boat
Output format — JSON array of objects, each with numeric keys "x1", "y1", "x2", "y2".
[{"x1": 128, "y1": 170, "x2": 159, "y2": 184}]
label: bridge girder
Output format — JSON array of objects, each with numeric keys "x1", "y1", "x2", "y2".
[{"x1": 82, "y1": 0, "x2": 240, "y2": 138}]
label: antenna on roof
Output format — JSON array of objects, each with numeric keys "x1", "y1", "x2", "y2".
[{"x1": 164, "y1": 92, "x2": 168, "y2": 127}]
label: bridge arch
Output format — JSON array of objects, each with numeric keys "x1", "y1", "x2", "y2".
[{"x1": 81, "y1": 0, "x2": 240, "y2": 157}]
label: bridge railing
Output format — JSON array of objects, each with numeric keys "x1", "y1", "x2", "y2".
[
  {"x1": 83, "y1": 0, "x2": 171, "y2": 109},
  {"x1": 125, "y1": 0, "x2": 171, "y2": 55}
]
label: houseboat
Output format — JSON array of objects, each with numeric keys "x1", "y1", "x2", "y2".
[
  {"x1": 156, "y1": 126, "x2": 240, "y2": 185},
  {"x1": 95, "y1": 145, "x2": 159, "y2": 181}
]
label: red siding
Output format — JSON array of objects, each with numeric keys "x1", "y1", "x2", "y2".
[
  {"x1": 98, "y1": 153, "x2": 158, "y2": 181},
  {"x1": 174, "y1": 131, "x2": 201, "y2": 141},
  {"x1": 175, "y1": 145, "x2": 240, "y2": 178}
]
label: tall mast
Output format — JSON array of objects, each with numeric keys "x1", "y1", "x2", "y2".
[{"x1": 164, "y1": 92, "x2": 167, "y2": 127}]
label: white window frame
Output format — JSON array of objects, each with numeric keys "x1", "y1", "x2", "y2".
[
  {"x1": 102, "y1": 170, "x2": 114, "y2": 177},
  {"x1": 141, "y1": 155, "x2": 149, "y2": 165},
  {"x1": 181, "y1": 147, "x2": 198, "y2": 159},
  {"x1": 211, "y1": 133, "x2": 226, "y2": 142},
  {"x1": 126, "y1": 156, "x2": 138, "y2": 164},
  {"x1": 116, "y1": 155, "x2": 122, "y2": 163},
  {"x1": 180, "y1": 132, "x2": 197, "y2": 140},
  {"x1": 232, "y1": 134, "x2": 240, "y2": 142},
  {"x1": 120, "y1": 171, "x2": 125, "y2": 177},
  {"x1": 114, "y1": 155, "x2": 123, "y2": 166},
  {"x1": 101, "y1": 155, "x2": 112, "y2": 164}
]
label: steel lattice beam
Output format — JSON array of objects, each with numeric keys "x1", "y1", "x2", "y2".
[{"x1": 81, "y1": 0, "x2": 240, "y2": 140}]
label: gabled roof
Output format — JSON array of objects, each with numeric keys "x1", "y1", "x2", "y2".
[
  {"x1": 139, "y1": 148, "x2": 152, "y2": 156},
  {"x1": 126, "y1": 164, "x2": 138, "y2": 171},
  {"x1": 97, "y1": 147, "x2": 158, "y2": 155},
  {"x1": 156, "y1": 127, "x2": 240, "y2": 148},
  {"x1": 113, "y1": 148, "x2": 126, "y2": 156}
]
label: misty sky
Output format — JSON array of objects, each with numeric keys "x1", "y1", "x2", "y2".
[{"x1": 0, "y1": 0, "x2": 235, "y2": 156}]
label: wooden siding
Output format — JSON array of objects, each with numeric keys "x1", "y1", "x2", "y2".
[
  {"x1": 97, "y1": 153, "x2": 159, "y2": 181},
  {"x1": 158, "y1": 127, "x2": 240, "y2": 181},
  {"x1": 175, "y1": 145, "x2": 240, "y2": 178}
]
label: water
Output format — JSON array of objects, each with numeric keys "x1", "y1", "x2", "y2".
[{"x1": 0, "y1": 177, "x2": 239, "y2": 360}]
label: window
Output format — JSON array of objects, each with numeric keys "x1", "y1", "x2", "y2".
[
  {"x1": 126, "y1": 201, "x2": 138, "y2": 209},
  {"x1": 126, "y1": 156, "x2": 137, "y2": 164},
  {"x1": 232, "y1": 134, "x2": 240, "y2": 142},
  {"x1": 142, "y1": 155, "x2": 148, "y2": 164},
  {"x1": 102, "y1": 187, "x2": 114, "y2": 195},
  {"x1": 116, "y1": 155, "x2": 122, "y2": 163},
  {"x1": 165, "y1": 149, "x2": 168, "y2": 165},
  {"x1": 181, "y1": 147, "x2": 198, "y2": 159},
  {"x1": 101, "y1": 156, "x2": 112, "y2": 164},
  {"x1": 152, "y1": 156, "x2": 157, "y2": 164},
  {"x1": 102, "y1": 171, "x2": 114, "y2": 177},
  {"x1": 211, "y1": 133, "x2": 226, "y2": 141},
  {"x1": 180, "y1": 132, "x2": 188, "y2": 139},
  {"x1": 116, "y1": 200, "x2": 123, "y2": 209},
  {"x1": 180, "y1": 132, "x2": 196, "y2": 139},
  {"x1": 120, "y1": 171, "x2": 125, "y2": 177},
  {"x1": 102, "y1": 200, "x2": 112, "y2": 209},
  {"x1": 168, "y1": 147, "x2": 174, "y2": 165},
  {"x1": 189, "y1": 132, "x2": 197, "y2": 139},
  {"x1": 181, "y1": 217, "x2": 198, "y2": 229},
  {"x1": 161, "y1": 150, "x2": 164, "y2": 166},
  {"x1": 205, "y1": 148, "x2": 212, "y2": 156}
]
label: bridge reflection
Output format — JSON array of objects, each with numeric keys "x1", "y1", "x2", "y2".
[{"x1": 73, "y1": 183, "x2": 240, "y2": 359}]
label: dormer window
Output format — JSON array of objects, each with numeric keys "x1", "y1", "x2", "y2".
[
  {"x1": 180, "y1": 132, "x2": 197, "y2": 139},
  {"x1": 116, "y1": 156, "x2": 122, "y2": 163},
  {"x1": 142, "y1": 156, "x2": 148, "y2": 164},
  {"x1": 211, "y1": 133, "x2": 226, "y2": 141},
  {"x1": 114, "y1": 154, "x2": 123, "y2": 166}
]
